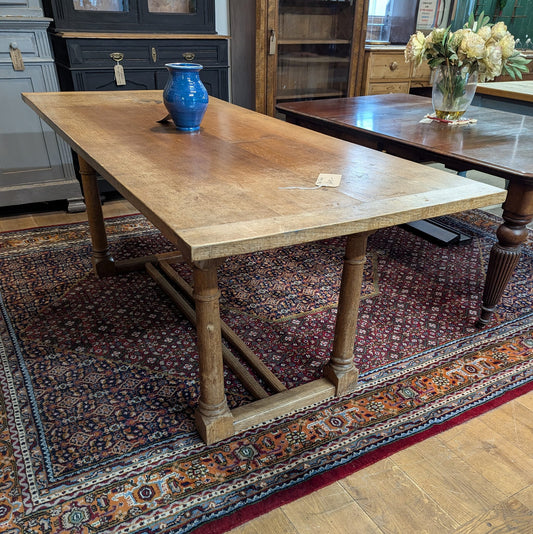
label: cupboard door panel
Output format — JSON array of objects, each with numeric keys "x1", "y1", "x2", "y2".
[
  {"x1": 230, "y1": 0, "x2": 368, "y2": 116},
  {"x1": 0, "y1": 65, "x2": 81, "y2": 207},
  {"x1": 42, "y1": 0, "x2": 215, "y2": 33}
]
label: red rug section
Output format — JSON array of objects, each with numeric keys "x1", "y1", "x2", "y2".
[{"x1": 210, "y1": 381, "x2": 532, "y2": 534}]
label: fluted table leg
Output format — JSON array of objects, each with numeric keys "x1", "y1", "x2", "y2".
[{"x1": 477, "y1": 182, "x2": 533, "y2": 327}]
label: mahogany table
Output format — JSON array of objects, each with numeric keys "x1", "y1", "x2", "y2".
[
  {"x1": 277, "y1": 93, "x2": 533, "y2": 327},
  {"x1": 22, "y1": 91, "x2": 505, "y2": 444}
]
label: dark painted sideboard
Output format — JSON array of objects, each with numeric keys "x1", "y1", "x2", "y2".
[{"x1": 49, "y1": 34, "x2": 229, "y2": 99}]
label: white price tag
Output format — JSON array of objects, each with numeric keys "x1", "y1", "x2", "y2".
[
  {"x1": 114, "y1": 63, "x2": 126, "y2": 86},
  {"x1": 9, "y1": 46, "x2": 24, "y2": 71},
  {"x1": 315, "y1": 173, "x2": 342, "y2": 187}
]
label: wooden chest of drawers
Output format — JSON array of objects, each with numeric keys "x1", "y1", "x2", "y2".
[{"x1": 362, "y1": 45, "x2": 432, "y2": 96}]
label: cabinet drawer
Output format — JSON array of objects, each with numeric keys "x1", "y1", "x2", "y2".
[
  {"x1": 368, "y1": 82, "x2": 409, "y2": 95},
  {"x1": 368, "y1": 53, "x2": 410, "y2": 81},
  {"x1": 0, "y1": 31, "x2": 41, "y2": 60},
  {"x1": 57, "y1": 39, "x2": 152, "y2": 68},
  {"x1": 153, "y1": 40, "x2": 228, "y2": 67},
  {"x1": 54, "y1": 37, "x2": 228, "y2": 69}
]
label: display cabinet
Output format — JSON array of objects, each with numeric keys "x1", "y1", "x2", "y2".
[
  {"x1": 42, "y1": 0, "x2": 215, "y2": 34},
  {"x1": 230, "y1": 0, "x2": 368, "y2": 116},
  {"x1": 43, "y1": 0, "x2": 226, "y2": 196},
  {"x1": 45, "y1": 0, "x2": 227, "y2": 98}
]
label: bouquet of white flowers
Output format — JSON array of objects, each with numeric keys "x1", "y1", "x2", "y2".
[
  {"x1": 404, "y1": 12, "x2": 530, "y2": 120},
  {"x1": 405, "y1": 12, "x2": 530, "y2": 83}
]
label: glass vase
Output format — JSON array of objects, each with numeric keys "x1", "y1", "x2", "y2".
[{"x1": 431, "y1": 64, "x2": 478, "y2": 121}]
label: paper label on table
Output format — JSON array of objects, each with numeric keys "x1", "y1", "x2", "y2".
[
  {"x1": 316, "y1": 173, "x2": 342, "y2": 187},
  {"x1": 114, "y1": 64, "x2": 127, "y2": 86},
  {"x1": 9, "y1": 48, "x2": 25, "y2": 71}
]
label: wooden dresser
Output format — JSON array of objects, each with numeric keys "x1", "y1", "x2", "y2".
[{"x1": 362, "y1": 45, "x2": 431, "y2": 95}]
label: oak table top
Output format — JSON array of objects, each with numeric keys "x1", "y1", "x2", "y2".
[
  {"x1": 476, "y1": 80, "x2": 533, "y2": 103},
  {"x1": 22, "y1": 91, "x2": 506, "y2": 444},
  {"x1": 22, "y1": 91, "x2": 505, "y2": 262}
]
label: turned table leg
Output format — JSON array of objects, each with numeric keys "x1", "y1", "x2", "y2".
[
  {"x1": 78, "y1": 156, "x2": 116, "y2": 277},
  {"x1": 193, "y1": 259, "x2": 234, "y2": 444},
  {"x1": 324, "y1": 232, "x2": 372, "y2": 395},
  {"x1": 477, "y1": 182, "x2": 533, "y2": 327}
]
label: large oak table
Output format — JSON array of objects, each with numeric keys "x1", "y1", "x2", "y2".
[
  {"x1": 475, "y1": 80, "x2": 533, "y2": 116},
  {"x1": 22, "y1": 91, "x2": 505, "y2": 444},
  {"x1": 476, "y1": 80, "x2": 533, "y2": 103},
  {"x1": 277, "y1": 94, "x2": 533, "y2": 327}
]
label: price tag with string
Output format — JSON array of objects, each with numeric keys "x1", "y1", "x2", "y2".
[
  {"x1": 280, "y1": 173, "x2": 342, "y2": 190},
  {"x1": 110, "y1": 52, "x2": 126, "y2": 86},
  {"x1": 9, "y1": 43, "x2": 25, "y2": 71}
]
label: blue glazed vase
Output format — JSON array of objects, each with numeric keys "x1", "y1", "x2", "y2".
[{"x1": 163, "y1": 63, "x2": 209, "y2": 132}]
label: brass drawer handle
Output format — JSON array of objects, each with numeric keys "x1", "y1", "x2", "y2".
[
  {"x1": 183, "y1": 52, "x2": 196, "y2": 61},
  {"x1": 389, "y1": 61, "x2": 399, "y2": 71},
  {"x1": 110, "y1": 52, "x2": 124, "y2": 62}
]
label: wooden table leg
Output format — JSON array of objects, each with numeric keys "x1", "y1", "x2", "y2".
[
  {"x1": 193, "y1": 259, "x2": 234, "y2": 444},
  {"x1": 477, "y1": 182, "x2": 533, "y2": 327},
  {"x1": 323, "y1": 232, "x2": 371, "y2": 395},
  {"x1": 78, "y1": 156, "x2": 116, "y2": 277}
]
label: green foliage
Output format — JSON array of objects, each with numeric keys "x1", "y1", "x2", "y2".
[
  {"x1": 466, "y1": 11, "x2": 490, "y2": 31},
  {"x1": 504, "y1": 52, "x2": 531, "y2": 79},
  {"x1": 425, "y1": 28, "x2": 458, "y2": 69}
]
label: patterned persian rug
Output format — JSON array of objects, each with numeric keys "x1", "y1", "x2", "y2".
[{"x1": 0, "y1": 209, "x2": 531, "y2": 533}]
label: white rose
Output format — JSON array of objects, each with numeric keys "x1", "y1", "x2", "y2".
[
  {"x1": 477, "y1": 26, "x2": 492, "y2": 41},
  {"x1": 481, "y1": 44, "x2": 503, "y2": 81},
  {"x1": 499, "y1": 33, "x2": 515, "y2": 59},
  {"x1": 405, "y1": 31, "x2": 427, "y2": 68},
  {"x1": 459, "y1": 31, "x2": 486, "y2": 60},
  {"x1": 491, "y1": 22, "x2": 508, "y2": 41}
]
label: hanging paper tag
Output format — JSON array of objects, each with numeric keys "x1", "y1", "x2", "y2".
[
  {"x1": 269, "y1": 30, "x2": 276, "y2": 55},
  {"x1": 9, "y1": 46, "x2": 25, "y2": 71},
  {"x1": 316, "y1": 173, "x2": 342, "y2": 187},
  {"x1": 114, "y1": 63, "x2": 126, "y2": 86}
]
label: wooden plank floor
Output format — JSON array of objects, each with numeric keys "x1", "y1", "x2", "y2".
[{"x1": 1, "y1": 197, "x2": 531, "y2": 534}]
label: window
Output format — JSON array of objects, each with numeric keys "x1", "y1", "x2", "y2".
[{"x1": 366, "y1": 0, "x2": 394, "y2": 43}]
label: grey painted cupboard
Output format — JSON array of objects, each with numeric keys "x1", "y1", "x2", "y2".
[{"x1": 0, "y1": 1, "x2": 84, "y2": 212}]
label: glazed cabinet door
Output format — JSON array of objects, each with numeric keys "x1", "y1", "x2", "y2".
[
  {"x1": 231, "y1": 0, "x2": 368, "y2": 116},
  {"x1": 275, "y1": 1, "x2": 359, "y2": 104},
  {"x1": 268, "y1": 0, "x2": 369, "y2": 116},
  {"x1": 42, "y1": 0, "x2": 215, "y2": 34}
]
